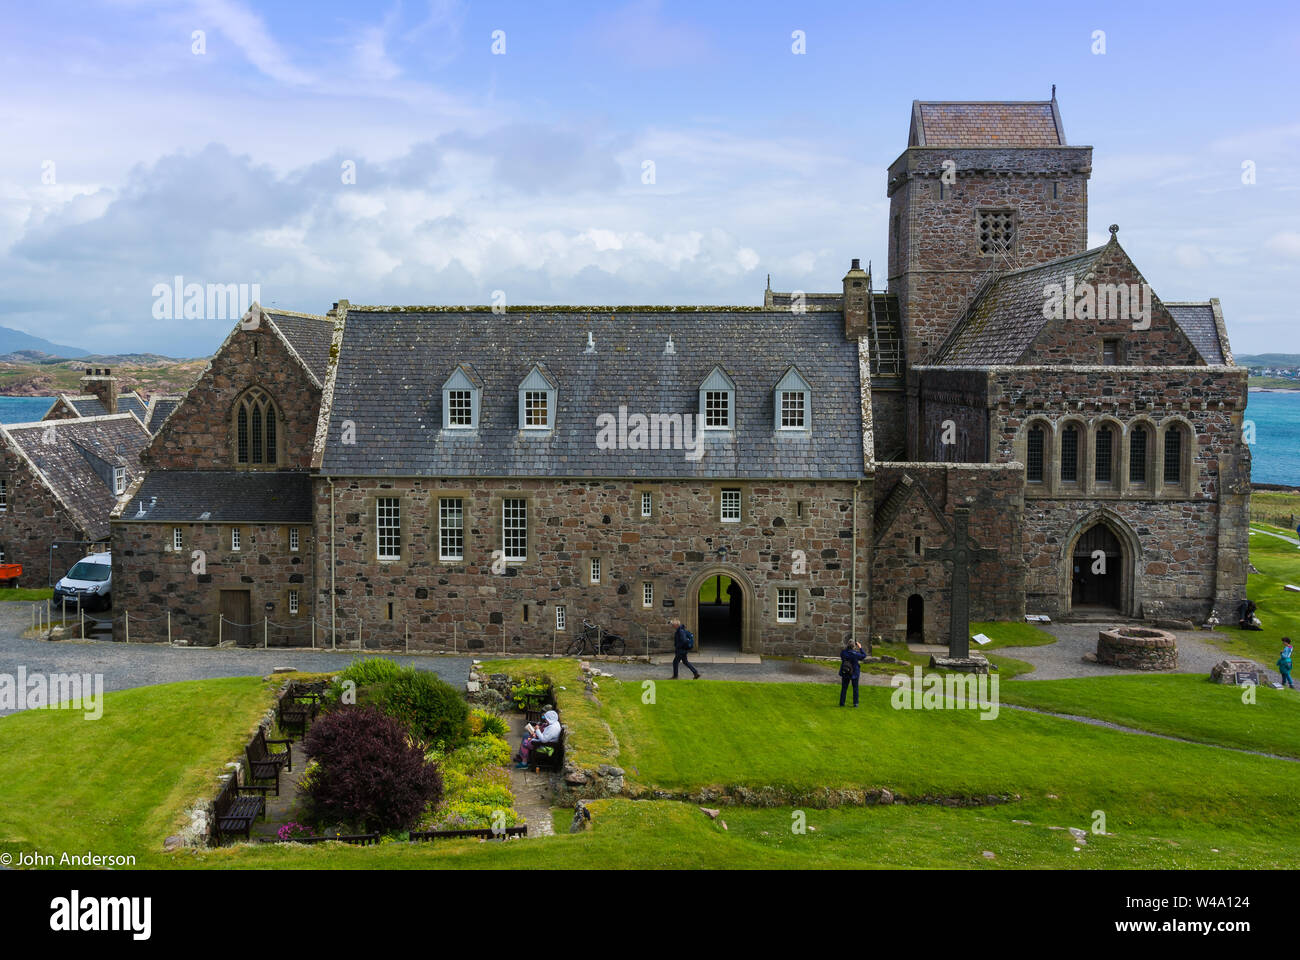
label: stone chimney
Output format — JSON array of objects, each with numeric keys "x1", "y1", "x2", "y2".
[
  {"x1": 81, "y1": 367, "x2": 118, "y2": 414},
  {"x1": 843, "y1": 258, "x2": 870, "y2": 339}
]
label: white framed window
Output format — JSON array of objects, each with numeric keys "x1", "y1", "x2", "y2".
[
  {"x1": 777, "y1": 587, "x2": 797, "y2": 623},
  {"x1": 447, "y1": 390, "x2": 474, "y2": 427},
  {"x1": 376, "y1": 497, "x2": 401, "y2": 560},
  {"x1": 288, "y1": 590, "x2": 299, "y2": 615},
  {"x1": 231, "y1": 528, "x2": 241, "y2": 552},
  {"x1": 172, "y1": 527, "x2": 183, "y2": 551},
  {"x1": 439, "y1": 497, "x2": 464, "y2": 561},
  {"x1": 502, "y1": 498, "x2": 527, "y2": 561},
  {"x1": 642, "y1": 582, "x2": 654, "y2": 608},
  {"x1": 705, "y1": 391, "x2": 730, "y2": 429},
  {"x1": 590, "y1": 557, "x2": 601, "y2": 584},
  {"x1": 556, "y1": 605, "x2": 566, "y2": 631},
  {"x1": 523, "y1": 391, "x2": 549, "y2": 429},
  {"x1": 779, "y1": 391, "x2": 806, "y2": 429},
  {"x1": 113, "y1": 466, "x2": 126, "y2": 495},
  {"x1": 640, "y1": 490, "x2": 653, "y2": 518},
  {"x1": 289, "y1": 528, "x2": 299, "y2": 552},
  {"x1": 0, "y1": 477, "x2": 7, "y2": 512},
  {"x1": 721, "y1": 488, "x2": 741, "y2": 523}
]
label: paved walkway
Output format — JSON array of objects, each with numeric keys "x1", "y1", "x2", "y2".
[
  {"x1": 1251, "y1": 526, "x2": 1300, "y2": 546},
  {"x1": 990, "y1": 621, "x2": 1245, "y2": 681},
  {"x1": 507, "y1": 712, "x2": 557, "y2": 836}
]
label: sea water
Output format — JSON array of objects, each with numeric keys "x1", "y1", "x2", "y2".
[
  {"x1": 0, "y1": 396, "x2": 54, "y2": 424},
  {"x1": 1246, "y1": 390, "x2": 1300, "y2": 486}
]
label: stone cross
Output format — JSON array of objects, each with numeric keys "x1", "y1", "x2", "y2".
[{"x1": 925, "y1": 508, "x2": 998, "y2": 659}]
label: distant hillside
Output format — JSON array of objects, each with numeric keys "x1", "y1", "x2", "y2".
[
  {"x1": 0, "y1": 356, "x2": 207, "y2": 398},
  {"x1": 0, "y1": 326, "x2": 89, "y2": 358},
  {"x1": 1237, "y1": 354, "x2": 1300, "y2": 367}
]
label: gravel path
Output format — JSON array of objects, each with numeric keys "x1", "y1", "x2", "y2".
[{"x1": 0, "y1": 603, "x2": 472, "y2": 717}]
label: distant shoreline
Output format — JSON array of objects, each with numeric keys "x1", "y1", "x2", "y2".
[{"x1": 1249, "y1": 386, "x2": 1300, "y2": 393}]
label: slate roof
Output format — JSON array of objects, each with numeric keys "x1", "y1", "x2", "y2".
[
  {"x1": 1165, "y1": 302, "x2": 1227, "y2": 365},
  {"x1": 268, "y1": 311, "x2": 333, "y2": 385},
  {"x1": 2, "y1": 414, "x2": 151, "y2": 540},
  {"x1": 911, "y1": 101, "x2": 1065, "y2": 148},
  {"x1": 120, "y1": 471, "x2": 314, "y2": 523},
  {"x1": 929, "y1": 246, "x2": 1108, "y2": 365},
  {"x1": 145, "y1": 396, "x2": 184, "y2": 433},
  {"x1": 320, "y1": 310, "x2": 866, "y2": 479},
  {"x1": 65, "y1": 394, "x2": 107, "y2": 418}
]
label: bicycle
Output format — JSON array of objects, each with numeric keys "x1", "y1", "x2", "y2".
[{"x1": 564, "y1": 618, "x2": 627, "y2": 657}]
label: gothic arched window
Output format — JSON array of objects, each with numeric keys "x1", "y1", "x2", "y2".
[{"x1": 234, "y1": 388, "x2": 278, "y2": 467}]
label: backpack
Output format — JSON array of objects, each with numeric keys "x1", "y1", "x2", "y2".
[
  {"x1": 839, "y1": 657, "x2": 853, "y2": 678},
  {"x1": 682, "y1": 629, "x2": 695, "y2": 650}
]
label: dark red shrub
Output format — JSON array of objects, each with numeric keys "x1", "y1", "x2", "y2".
[{"x1": 301, "y1": 706, "x2": 443, "y2": 833}]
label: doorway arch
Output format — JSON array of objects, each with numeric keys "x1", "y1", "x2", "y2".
[
  {"x1": 906, "y1": 594, "x2": 924, "y2": 642},
  {"x1": 685, "y1": 565, "x2": 759, "y2": 653},
  {"x1": 1061, "y1": 510, "x2": 1141, "y2": 617}
]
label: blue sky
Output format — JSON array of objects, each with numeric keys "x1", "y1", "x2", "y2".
[{"x1": 1, "y1": 0, "x2": 1296, "y2": 357}]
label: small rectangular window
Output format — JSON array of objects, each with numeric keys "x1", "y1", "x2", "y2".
[
  {"x1": 288, "y1": 590, "x2": 299, "y2": 615},
  {"x1": 173, "y1": 527, "x2": 183, "y2": 551},
  {"x1": 231, "y1": 528, "x2": 241, "y2": 552},
  {"x1": 641, "y1": 490, "x2": 653, "y2": 518},
  {"x1": 0, "y1": 478, "x2": 8, "y2": 512},
  {"x1": 556, "y1": 605, "x2": 566, "y2": 631},
  {"x1": 590, "y1": 557, "x2": 601, "y2": 584},
  {"x1": 503, "y1": 498, "x2": 527, "y2": 561},
  {"x1": 1102, "y1": 339, "x2": 1120, "y2": 366},
  {"x1": 705, "y1": 391, "x2": 730, "y2": 429},
  {"x1": 779, "y1": 391, "x2": 806, "y2": 429},
  {"x1": 721, "y1": 488, "x2": 741, "y2": 523},
  {"x1": 777, "y1": 588, "x2": 797, "y2": 623},
  {"x1": 447, "y1": 390, "x2": 474, "y2": 427},
  {"x1": 113, "y1": 466, "x2": 126, "y2": 495},
  {"x1": 439, "y1": 497, "x2": 464, "y2": 561},
  {"x1": 978, "y1": 209, "x2": 1016, "y2": 256},
  {"x1": 289, "y1": 528, "x2": 299, "y2": 552},
  {"x1": 642, "y1": 582, "x2": 654, "y2": 608},
  {"x1": 377, "y1": 497, "x2": 401, "y2": 560},
  {"x1": 524, "y1": 391, "x2": 549, "y2": 429},
  {"x1": 386, "y1": 602, "x2": 394, "y2": 621}
]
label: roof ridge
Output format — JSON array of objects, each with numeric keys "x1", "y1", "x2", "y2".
[
  {"x1": 4, "y1": 412, "x2": 141, "y2": 430},
  {"x1": 987, "y1": 244, "x2": 1108, "y2": 280}
]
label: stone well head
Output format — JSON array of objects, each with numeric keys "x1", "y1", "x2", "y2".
[{"x1": 1095, "y1": 625, "x2": 1178, "y2": 671}]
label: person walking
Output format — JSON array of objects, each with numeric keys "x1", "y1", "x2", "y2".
[
  {"x1": 1279, "y1": 637, "x2": 1295, "y2": 690},
  {"x1": 839, "y1": 638, "x2": 867, "y2": 707},
  {"x1": 669, "y1": 618, "x2": 701, "y2": 679}
]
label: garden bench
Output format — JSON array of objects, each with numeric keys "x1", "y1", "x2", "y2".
[
  {"x1": 278, "y1": 683, "x2": 319, "y2": 740},
  {"x1": 245, "y1": 727, "x2": 292, "y2": 795},
  {"x1": 409, "y1": 826, "x2": 527, "y2": 841},
  {"x1": 210, "y1": 774, "x2": 270, "y2": 844},
  {"x1": 528, "y1": 727, "x2": 565, "y2": 772},
  {"x1": 523, "y1": 686, "x2": 555, "y2": 724}
]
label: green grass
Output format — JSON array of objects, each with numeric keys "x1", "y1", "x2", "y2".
[
  {"x1": 998, "y1": 673, "x2": 1300, "y2": 758},
  {"x1": 0, "y1": 587, "x2": 52, "y2": 602},
  {"x1": 0, "y1": 676, "x2": 276, "y2": 864},
  {"x1": 1212, "y1": 526, "x2": 1300, "y2": 664},
  {"x1": 969, "y1": 620, "x2": 1056, "y2": 650},
  {"x1": 869, "y1": 639, "x2": 1037, "y2": 680},
  {"x1": 1250, "y1": 490, "x2": 1300, "y2": 529}
]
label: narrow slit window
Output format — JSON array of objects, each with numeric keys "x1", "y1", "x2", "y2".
[
  {"x1": 642, "y1": 582, "x2": 654, "y2": 608},
  {"x1": 1130, "y1": 427, "x2": 1148, "y2": 484},
  {"x1": 1164, "y1": 428, "x2": 1183, "y2": 484},
  {"x1": 1060, "y1": 426, "x2": 1079, "y2": 483},
  {"x1": 1095, "y1": 427, "x2": 1113, "y2": 483},
  {"x1": 1026, "y1": 426, "x2": 1045, "y2": 483}
]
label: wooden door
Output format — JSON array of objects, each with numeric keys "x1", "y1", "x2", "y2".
[{"x1": 220, "y1": 589, "x2": 252, "y2": 646}]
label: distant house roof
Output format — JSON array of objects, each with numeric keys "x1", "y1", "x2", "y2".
[
  {"x1": 2, "y1": 414, "x2": 151, "y2": 540},
  {"x1": 145, "y1": 396, "x2": 184, "y2": 433},
  {"x1": 1165, "y1": 302, "x2": 1230, "y2": 365},
  {"x1": 267, "y1": 310, "x2": 333, "y2": 386},
  {"x1": 910, "y1": 100, "x2": 1065, "y2": 148},
  {"x1": 929, "y1": 246, "x2": 1109, "y2": 365},
  {"x1": 320, "y1": 309, "x2": 866, "y2": 479},
  {"x1": 119, "y1": 471, "x2": 313, "y2": 523},
  {"x1": 64, "y1": 394, "x2": 107, "y2": 418}
]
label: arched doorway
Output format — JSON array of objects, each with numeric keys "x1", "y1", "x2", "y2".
[
  {"x1": 1070, "y1": 524, "x2": 1123, "y2": 611},
  {"x1": 697, "y1": 573, "x2": 742, "y2": 650},
  {"x1": 906, "y1": 594, "x2": 924, "y2": 643}
]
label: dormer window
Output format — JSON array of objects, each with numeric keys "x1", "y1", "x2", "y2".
[
  {"x1": 699, "y1": 366, "x2": 736, "y2": 431},
  {"x1": 442, "y1": 365, "x2": 482, "y2": 430},
  {"x1": 774, "y1": 366, "x2": 811, "y2": 431},
  {"x1": 518, "y1": 364, "x2": 556, "y2": 431},
  {"x1": 113, "y1": 466, "x2": 126, "y2": 495}
]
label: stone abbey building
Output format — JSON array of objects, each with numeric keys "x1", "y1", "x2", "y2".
[{"x1": 110, "y1": 97, "x2": 1249, "y2": 654}]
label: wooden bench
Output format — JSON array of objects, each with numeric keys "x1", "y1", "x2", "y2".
[
  {"x1": 527, "y1": 727, "x2": 565, "y2": 772},
  {"x1": 210, "y1": 774, "x2": 270, "y2": 844},
  {"x1": 410, "y1": 825, "x2": 527, "y2": 841},
  {"x1": 245, "y1": 727, "x2": 292, "y2": 795},
  {"x1": 523, "y1": 687, "x2": 555, "y2": 724},
  {"x1": 278, "y1": 683, "x2": 320, "y2": 740}
]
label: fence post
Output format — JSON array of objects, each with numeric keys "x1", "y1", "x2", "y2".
[
  {"x1": 264, "y1": 616, "x2": 268, "y2": 649},
  {"x1": 80, "y1": 607, "x2": 84, "y2": 640},
  {"x1": 167, "y1": 611, "x2": 172, "y2": 645},
  {"x1": 358, "y1": 617, "x2": 362, "y2": 650},
  {"x1": 311, "y1": 617, "x2": 316, "y2": 650},
  {"x1": 405, "y1": 620, "x2": 409, "y2": 654},
  {"x1": 125, "y1": 610, "x2": 130, "y2": 644},
  {"x1": 453, "y1": 621, "x2": 457, "y2": 655},
  {"x1": 218, "y1": 614, "x2": 222, "y2": 646}
]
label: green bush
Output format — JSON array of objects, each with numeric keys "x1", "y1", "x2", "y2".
[
  {"x1": 443, "y1": 733, "x2": 511, "y2": 773},
  {"x1": 469, "y1": 708, "x2": 510, "y2": 739},
  {"x1": 434, "y1": 801, "x2": 524, "y2": 831},
  {"x1": 462, "y1": 783, "x2": 516, "y2": 809},
  {"x1": 509, "y1": 677, "x2": 552, "y2": 710},
  {"x1": 360, "y1": 669, "x2": 470, "y2": 749},
  {"x1": 325, "y1": 657, "x2": 405, "y2": 702}
]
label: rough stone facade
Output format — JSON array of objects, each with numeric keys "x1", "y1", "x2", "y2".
[{"x1": 0, "y1": 447, "x2": 88, "y2": 581}]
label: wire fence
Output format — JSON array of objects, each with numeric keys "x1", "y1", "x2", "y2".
[{"x1": 25, "y1": 601, "x2": 665, "y2": 656}]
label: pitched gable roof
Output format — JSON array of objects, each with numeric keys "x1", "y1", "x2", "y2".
[
  {"x1": 2, "y1": 414, "x2": 151, "y2": 539},
  {"x1": 1165, "y1": 301, "x2": 1230, "y2": 365},
  {"x1": 118, "y1": 471, "x2": 312, "y2": 523},
  {"x1": 320, "y1": 309, "x2": 866, "y2": 479},
  {"x1": 910, "y1": 100, "x2": 1065, "y2": 148},
  {"x1": 930, "y1": 246, "x2": 1108, "y2": 364},
  {"x1": 266, "y1": 310, "x2": 333, "y2": 386}
]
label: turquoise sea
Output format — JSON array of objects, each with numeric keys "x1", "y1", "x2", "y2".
[{"x1": 0, "y1": 390, "x2": 1295, "y2": 483}]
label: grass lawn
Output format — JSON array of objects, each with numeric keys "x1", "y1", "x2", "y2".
[
  {"x1": 998, "y1": 673, "x2": 1300, "y2": 758},
  {"x1": 0, "y1": 587, "x2": 53, "y2": 602},
  {"x1": 0, "y1": 676, "x2": 276, "y2": 864},
  {"x1": 869, "y1": 639, "x2": 1037, "y2": 680},
  {"x1": 1212, "y1": 526, "x2": 1300, "y2": 664}
]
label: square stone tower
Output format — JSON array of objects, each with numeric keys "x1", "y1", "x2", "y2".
[{"x1": 886, "y1": 98, "x2": 1093, "y2": 363}]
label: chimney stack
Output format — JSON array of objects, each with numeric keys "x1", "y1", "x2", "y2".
[
  {"x1": 843, "y1": 258, "x2": 871, "y2": 340},
  {"x1": 80, "y1": 367, "x2": 118, "y2": 415}
]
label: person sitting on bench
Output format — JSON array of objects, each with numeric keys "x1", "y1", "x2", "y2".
[
  {"x1": 516, "y1": 709, "x2": 561, "y2": 768},
  {"x1": 1237, "y1": 598, "x2": 1263, "y2": 631}
]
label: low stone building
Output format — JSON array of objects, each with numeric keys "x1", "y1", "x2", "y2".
[{"x1": 44, "y1": 367, "x2": 184, "y2": 435}]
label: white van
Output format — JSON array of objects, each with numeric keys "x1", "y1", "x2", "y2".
[{"x1": 53, "y1": 551, "x2": 113, "y2": 612}]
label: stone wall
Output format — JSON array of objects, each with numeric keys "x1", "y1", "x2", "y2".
[
  {"x1": 111, "y1": 519, "x2": 315, "y2": 644},
  {"x1": 869, "y1": 388, "x2": 907, "y2": 461},
  {"x1": 869, "y1": 462, "x2": 1024, "y2": 645},
  {"x1": 0, "y1": 445, "x2": 90, "y2": 585},
  {"x1": 312, "y1": 476, "x2": 872, "y2": 657},
  {"x1": 142, "y1": 320, "x2": 321, "y2": 471}
]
